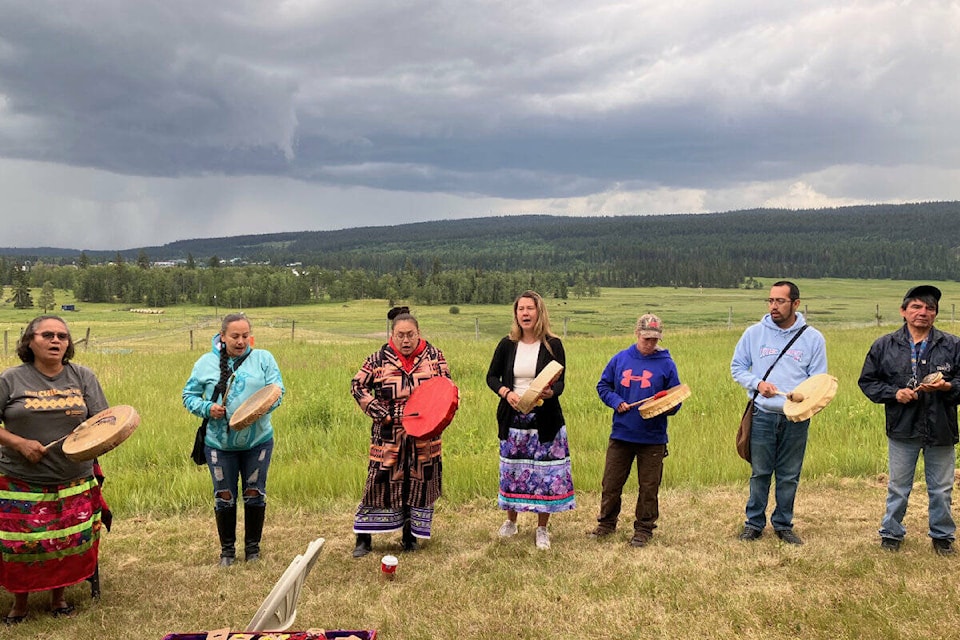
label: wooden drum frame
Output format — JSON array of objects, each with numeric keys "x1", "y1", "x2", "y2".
[
  {"x1": 638, "y1": 384, "x2": 691, "y2": 419},
  {"x1": 229, "y1": 384, "x2": 282, "y2": 431},
  {"x1": 516, "y1": 361, "x2": 564, "y2": 414},
  {"x1": 61, "y1": 405, "x2": 141, "y2": 462},
  {"x1": 783, "y1": 374, "x2": 838, "y2": 423}
]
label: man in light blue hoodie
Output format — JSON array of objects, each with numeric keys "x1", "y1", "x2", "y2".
[{"x1": 731, "y1": 281, "x2": 827, "y2": 545}]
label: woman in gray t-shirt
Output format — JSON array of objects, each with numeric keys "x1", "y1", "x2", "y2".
[{"x1": 0, "y1": 315, "x2": 109, "y2": 624}]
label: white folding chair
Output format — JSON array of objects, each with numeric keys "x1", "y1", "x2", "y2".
[{"x1": 246, "y1": 537, "x2": 325, "y2": 632}]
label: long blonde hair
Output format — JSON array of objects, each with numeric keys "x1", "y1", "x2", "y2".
[{"x1": 509, "y1": 290, "x2": 557, "y2": 345}]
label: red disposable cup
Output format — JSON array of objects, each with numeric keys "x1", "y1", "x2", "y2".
[{"x1": 380, "y1": 555, "x2": 398, "y2": 581}]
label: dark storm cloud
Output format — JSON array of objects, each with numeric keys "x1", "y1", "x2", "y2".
[{"x1": 0, "y1": 1, "x2": 958, "y2": 248}]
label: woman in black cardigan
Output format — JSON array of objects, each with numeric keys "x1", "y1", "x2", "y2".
[{"x1": 486, "y1": 290, "x2": 576, "y2": 550}]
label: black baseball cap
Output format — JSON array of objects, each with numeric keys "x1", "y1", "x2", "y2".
[{"x1": 902, "y1": 285, "x2": 942, "y2": 306}]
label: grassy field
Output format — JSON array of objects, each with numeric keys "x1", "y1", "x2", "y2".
[{"x1": 1, "y1": 277, "x2": 959, "y2": 639}]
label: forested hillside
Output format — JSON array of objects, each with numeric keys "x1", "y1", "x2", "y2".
[{"x1": 1, "y1": 203, "x2": 958, "y2": 302}]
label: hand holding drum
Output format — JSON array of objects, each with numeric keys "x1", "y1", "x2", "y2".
[
  {"x1": 516, "y1": 361, "x2": 564, "y2": 414},
  {"x1": 914, "y1": 371, "x2": 944, "y2": 390}
]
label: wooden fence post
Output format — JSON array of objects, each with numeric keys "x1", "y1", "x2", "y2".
[
  {"x1": 83, "y1": 327, "x2": 90, "y2": 351},
  {"x1": 190, "y1": 329, "x2": 194, "y2": 351},
  {"x1": 475, "y1": 318, "x2": 479, "y2": 340},
  {"x1": 291, "y1": 320, "x2": 296, "y2": 341}
]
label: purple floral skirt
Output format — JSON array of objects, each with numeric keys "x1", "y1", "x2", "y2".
[{"x1": 498, "y1": 413, "x2": 575, "y2": 513}]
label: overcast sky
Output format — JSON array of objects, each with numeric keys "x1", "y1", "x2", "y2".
[{"x1": 1, "y1": 1, "x2": 958, "y2": 250}]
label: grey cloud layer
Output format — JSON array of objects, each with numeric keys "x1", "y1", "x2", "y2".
[{"x1": 2, "y1": 1, "x2": 956, "y2": 200}]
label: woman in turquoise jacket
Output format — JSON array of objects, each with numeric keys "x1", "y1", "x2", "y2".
[{"x1": 183, "y1": 313, "x2": 284, "y2": 566}]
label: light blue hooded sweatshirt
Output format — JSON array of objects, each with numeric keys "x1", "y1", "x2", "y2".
[{"x1": 731, "y1": 312, "x2": 827, "y2": 414}]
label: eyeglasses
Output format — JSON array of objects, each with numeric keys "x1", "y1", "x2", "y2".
[
  {"x1": 38, "y1": 331, "x2": 70, "y2": 341},
  {"x1": 766, "y1": 298, "x2": 792, "y2": 306},
  {"x1": 394, "y1": 331, "x2": 419, "y2": 341}
]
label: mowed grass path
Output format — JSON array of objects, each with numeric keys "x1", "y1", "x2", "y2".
[{"x1": 1, "y1": 278, "x2": 959, "y2": 639}]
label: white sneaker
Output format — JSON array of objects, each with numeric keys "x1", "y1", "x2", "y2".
[
  {"x1": 498, "y1": 520, "x2": 518, "y2": 538},
  {"x1": 535, "y1": 526, "x2": 551, "y2": 550}
]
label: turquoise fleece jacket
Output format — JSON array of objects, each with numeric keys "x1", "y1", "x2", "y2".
[{"x1": 183, "y1": 335, "x2": 285, "y2": 450}]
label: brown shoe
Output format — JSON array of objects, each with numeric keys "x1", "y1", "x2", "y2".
[
  {"x1": 629, "y1": 534, "x2": 650, "y2": 548},
  {"x1": 586, "y1": 527, "x2": 614, "y2": 539}
]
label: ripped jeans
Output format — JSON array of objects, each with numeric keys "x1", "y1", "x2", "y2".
[{"x1": 205, "y1": 439, "x2": 273, "y2": 512}]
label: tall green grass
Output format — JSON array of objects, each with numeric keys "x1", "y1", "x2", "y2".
[
  {"x1": 7, "y1": 326, "x2": 896, "y2": 516},
  {"x1": 0, "y1": 278, "x2": 953, "y2": 516}
]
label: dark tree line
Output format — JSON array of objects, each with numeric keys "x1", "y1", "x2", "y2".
[{"x1": 2, "y1": 202, "x2": 959, "y2": 307}]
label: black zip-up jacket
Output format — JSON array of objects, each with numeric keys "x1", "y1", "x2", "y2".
[
  {"x1": 486, "y1": 335, "x2": 566, "y2": 443},
  {"x1": 858, "y1": 325, "x2": 960, "y2": 445}
]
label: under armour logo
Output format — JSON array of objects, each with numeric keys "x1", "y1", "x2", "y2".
[{"x1": 621, "y1": 368, "x2": 653, "y2": 388}]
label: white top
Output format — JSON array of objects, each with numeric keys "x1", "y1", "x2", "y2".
[{"x1": 512, "y1": 341, "x2": 541, "y2": 397}]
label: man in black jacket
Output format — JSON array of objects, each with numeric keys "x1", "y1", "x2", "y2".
[{"x1": 858, "y1": 285, "x2": 960, "y2": 555}]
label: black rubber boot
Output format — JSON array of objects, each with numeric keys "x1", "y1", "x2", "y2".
[
  {"x1": 244, "y1": 505, "x2": 266, "y2": 562},
  {"x1": 215, "y1": 507, "x2": 237, "y2": 567},
  {"x1": 352, "y1": 533, "x2": 372, "y2": 558},
  {"x1": 402, "y1": 520, "x2": 419, "y2": 552},
  {"x1": 88, "y1": 563, "x2": 101, "y2": 599}
]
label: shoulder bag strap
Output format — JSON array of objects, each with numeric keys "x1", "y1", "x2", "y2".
[{"x1": 751, "y1": 325, "x2": 809, "y2": 400}]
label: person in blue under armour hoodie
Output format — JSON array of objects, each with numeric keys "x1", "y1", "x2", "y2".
[
  {"x1": 592, "y1": 313, "x2": 682, "y2": 548},
  {"x1": 731, "y1": 280, "x2": 827, "y2": 545}
]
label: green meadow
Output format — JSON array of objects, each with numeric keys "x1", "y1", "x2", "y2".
[{"x1": 2, "y1": 277, "x2": 960, "y2": 639}]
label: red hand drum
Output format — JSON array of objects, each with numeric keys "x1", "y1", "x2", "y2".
[{"x1": 402, "y1": 376, "x2": 460, "y2": 440}]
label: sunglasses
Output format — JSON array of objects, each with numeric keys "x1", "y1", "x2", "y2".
[{"x1": 37, "y1": 331, "x2": 70, "y2": 341}]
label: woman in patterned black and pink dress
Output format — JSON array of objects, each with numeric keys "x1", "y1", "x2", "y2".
[{"x1": 350, "y1": 306, "x2": 451, "y2": 558}]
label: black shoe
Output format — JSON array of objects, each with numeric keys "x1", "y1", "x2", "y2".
[
  {"x1": 738, "y1": 527, "x2": 763, "y2": 541},
  {"x1": 880, "y1": 537, "x2": 901, "y2": 552},
  {"x1": 218, "y1": 555, "x2": 235, "y2": 567},
  {"x1": 932, "y1": 538, "x2": 955, "y2": 556},
  {"x1": 352, "y1": 533, "x2": 372, "y2": 558},
  {"x1": 775, "y1": 529, "x2": 803, "y2": 545},
  {"x1": 401, "y1": 519, "x2": 418, "y2": 552}
]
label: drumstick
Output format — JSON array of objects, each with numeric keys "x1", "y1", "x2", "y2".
[
  {"x1": 625, "y1": 390, "x2": 669, "y2": 409},
  {"x1": 775, "y1": 391, "x2": 805, "y2": 402},
  {"x1": 41, "y1": 432, "x2": 72, "y2": 452}
]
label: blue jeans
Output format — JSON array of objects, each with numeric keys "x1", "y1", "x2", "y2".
[
  {"x1": 880, "y1": 437, "x2": 956, "y2": 541},
  {"x1": 205, "y1": 439, "x2": 273, "y2": 511},
  {"x1": 744, "y1": 408, "x2": 809, "y2": 532}
]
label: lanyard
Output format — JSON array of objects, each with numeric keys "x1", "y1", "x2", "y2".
[{"x1": 910, "y1": 338, "x2": 928, "y2": 384}]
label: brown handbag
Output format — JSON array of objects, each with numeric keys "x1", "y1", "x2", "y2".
[
  {"x1": 735, "y1": 326, "x2": 808, "y2": 463},
  {"x1": 736, "y1": 399, "x2": 755, "y2": 462}
]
